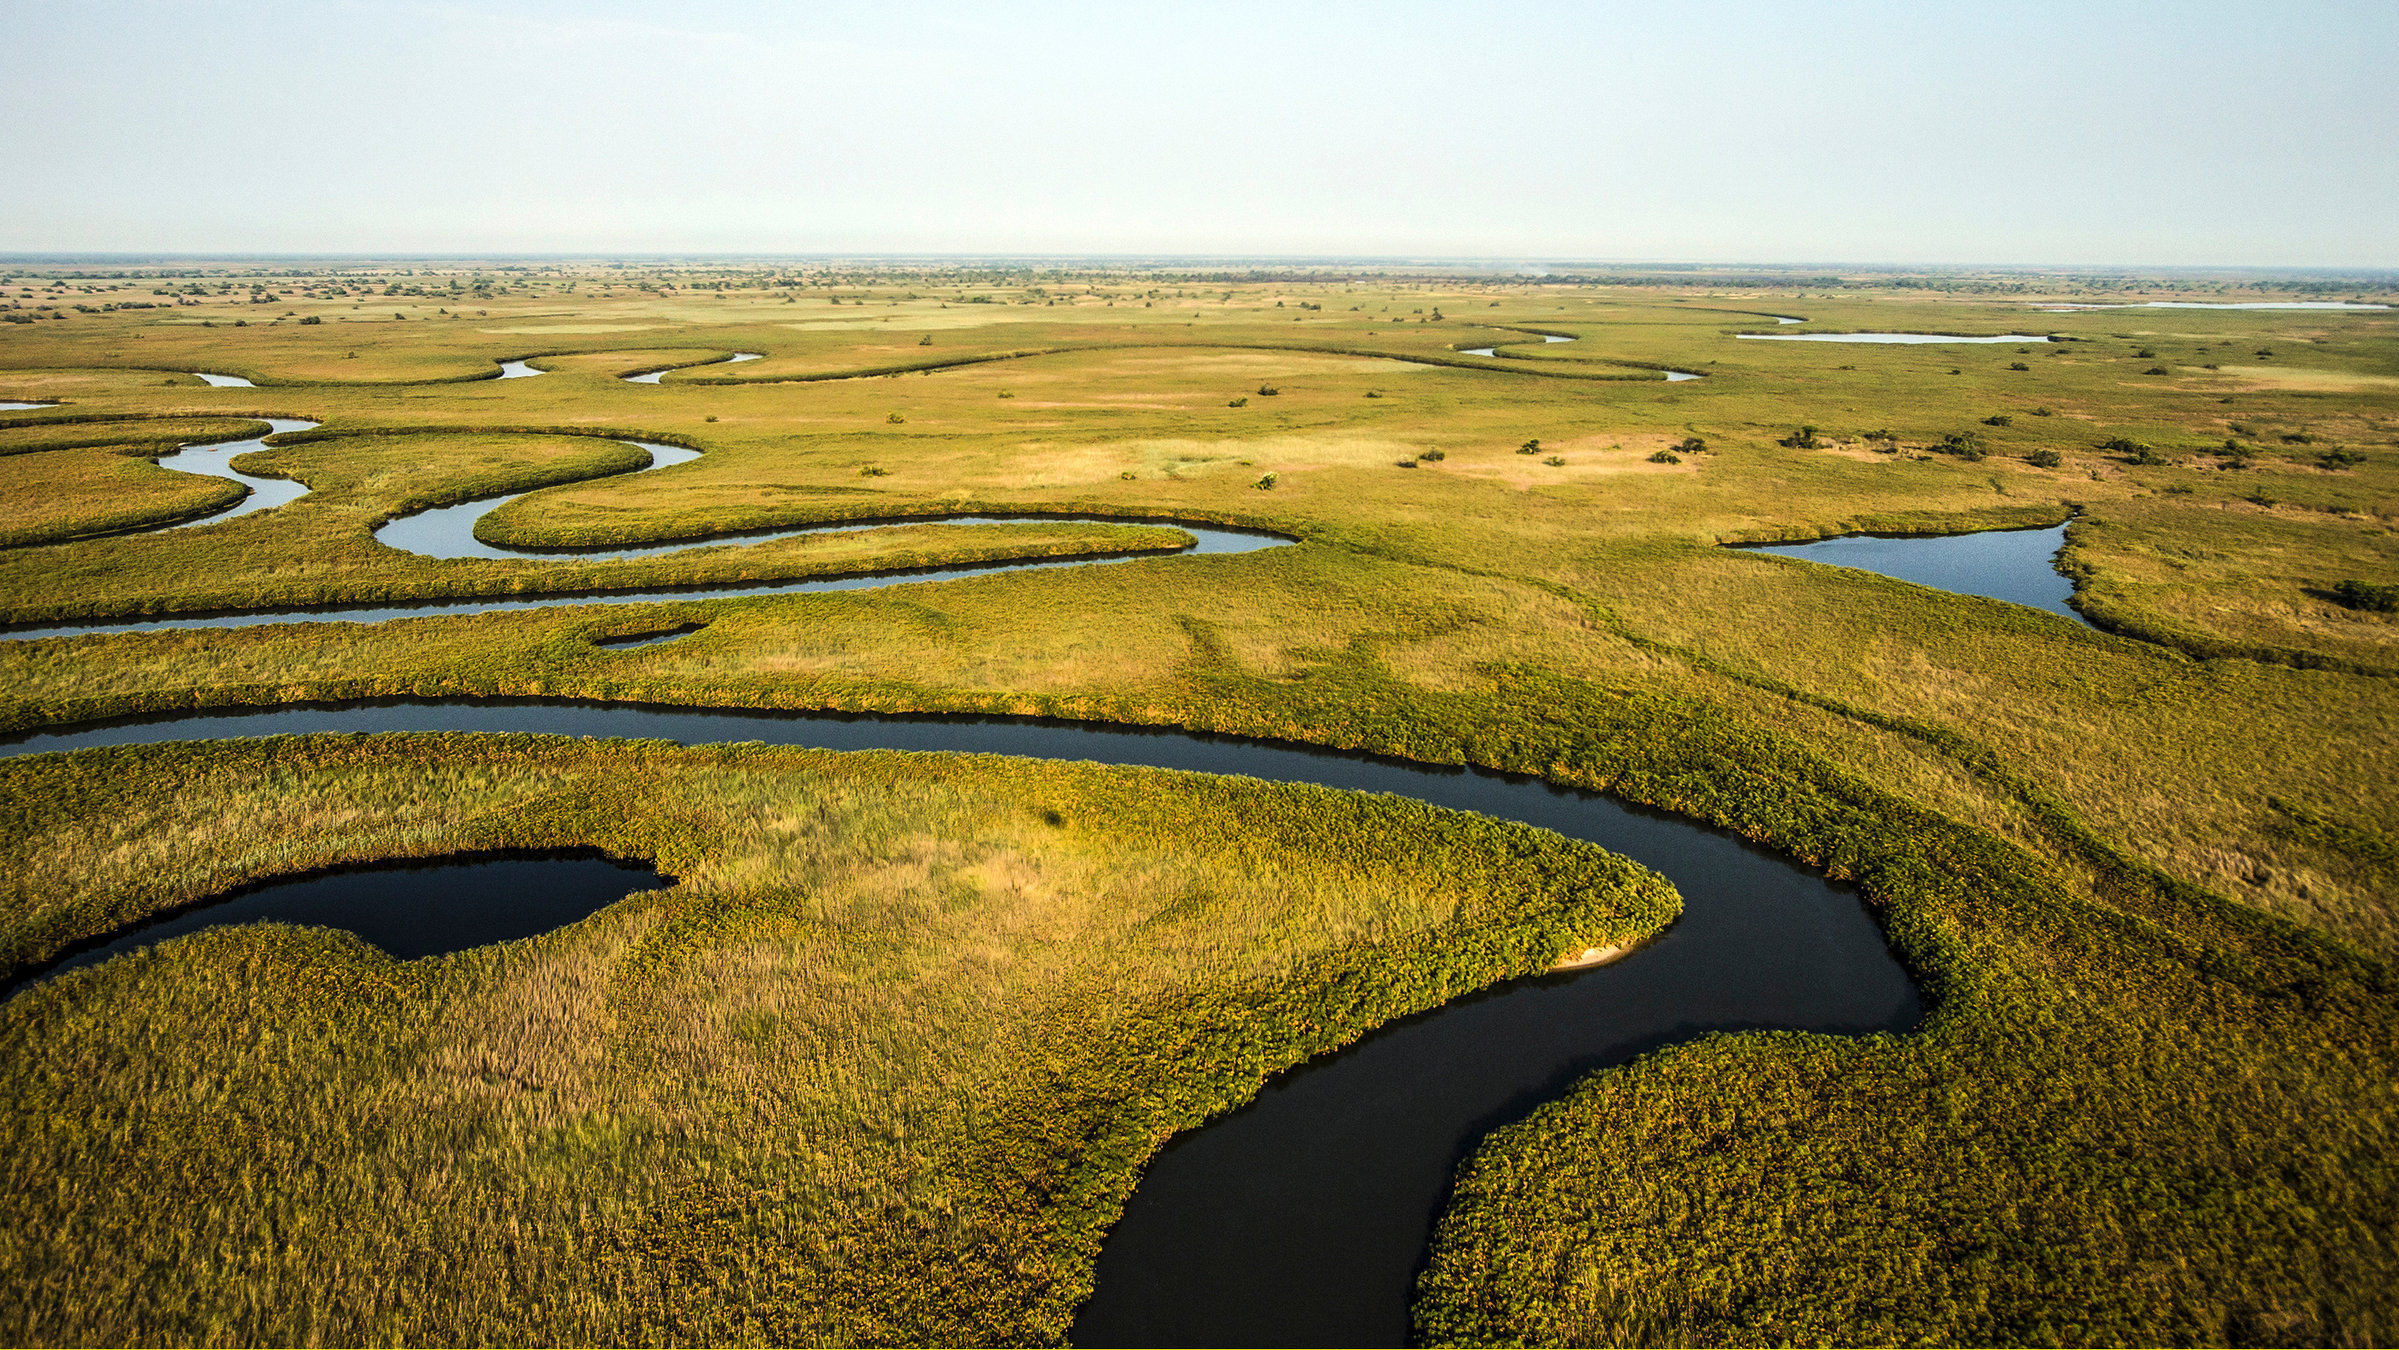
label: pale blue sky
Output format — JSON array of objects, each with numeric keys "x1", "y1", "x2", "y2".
[{"x1": 7, "y1": 0, "x2": 2394, "y2": 265}]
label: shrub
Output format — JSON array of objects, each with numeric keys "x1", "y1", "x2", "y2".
[
  {"x1": 1518, "y1": 439, "x2": 1541, "y2": 455},
  {"x1": 1417, "y1": 449, "x2": 1446, "y2": 462},
  {"x1": 1227, "y1": 397, "x2": 1248, "y2": 408},
  {"x1": 1253, "y1": 472, "x2": 1278, "y2": 490},
  {"x1": 2331, "y1": 580, "x2": 2399, "y2": 612},
  {"x1": 886, "y1": 412, "x2": 905, "y2": 424},
  {"x1": 2131, "y1": 447, "x2": 2169, "y2": 466},
  {"x1": 1777, "y1": 425, "x2": 1822, "y2": 449},
  {"x1": 1984, "y1": 414, "x2": 2013, "y2": 427},
  {"x1": 1364, "y1": 390, "x2": 1382, "y2": 399},
  {"x1": 2281, "y1": 432, "x2": 2316, "y2": 444},
  {"x1": 1256, "y1": 384, "x2": 1280, "y2": 396},
  {"x1": 1935, "y1": 431, "x2": 1986, "y2": 461},
  {"x1": 2136, "y1": 348, "x2": 2157, "y2": 359},
  {"x1": 298, "y1": 315, "x2": 321, "y2": 325},
  {"x1": 2009, "y1": 361, "x2": 2030, "y2": 370},
  {"x1": 1676, "y1": 436, "x2": 1707, "y2": 453},
  {"x1": 2026, "y1": 449, "x2": 2063, "y2": 468},
  {"x1": 2032, "y1": 407, "x2": 2053, "y2": 416},
  {"x1": 2144, "y1": 366, "x2": 2171, "y2": 375},
  {"x1": 2321, "y1": 450, "x2": 2366, "y2": 468},
  {"x1": 1394, "y1": 459, "x2": 1418, "y2": 469},
  {"x1": 859, "y1": 466, "x2": 887, "y2": 477},
  {"x1": 2099, "y1": 437, "x2": 2145, "y2": 454},
  {"x1": 918, "y1": 335, "x2": 932, "y2": 346},
  {"x1": 1648, "y1": 450, "x2": 1682, "y2": 465},
  {"x1": 1543, "y1": 455, "x2": 1566, "y2": 466}
]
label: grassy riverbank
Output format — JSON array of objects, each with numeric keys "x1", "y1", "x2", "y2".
[
  {"x1": 2, "y1": 261, "x2": 2393, "y2": 1344},
  {"x1": 0, "y1": 733, "x2": 1674, "y2": 1345}
]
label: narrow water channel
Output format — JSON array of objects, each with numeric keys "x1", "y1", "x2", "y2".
[
  {"x1": 624, "y1": 351, "x2": 762, "y2": 383},
  {"x1": 152, "y1": 417, "x2": 321, "y2": 529},
  {"x1": 1, "y1": 700, "x2": 1923, "y2": 1345}
]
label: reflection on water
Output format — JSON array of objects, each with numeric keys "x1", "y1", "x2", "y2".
[
  {"x1": 625, "y1": 352, "x2": 764, "y2": 383},
  {"x1": 8, "y1": 853, "x2": 666, "y2": 998},
  {"x1": 1739, "y1": 521, "x2": 2087, "y2": 624},
  {"x1": 154, "y1": 418, "x2": 322, "y2": 530},
  {"x1": 1738, "y1": 332, "x2": 2050, "y2": 344}
]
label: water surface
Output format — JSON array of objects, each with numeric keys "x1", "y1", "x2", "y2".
[
  {"x1": 153, "y1": 418, "x2": 321, "y2": 529},
  {"x1": 625, "y1": 352, "x2": 763, "y2": 383},
  {"x1": 2032, "y1": 301, "x2": 2388, "y2": 311},
  {"x1": 192, "y1": 371, "x2": 254, "y2": 387},
  {"x1": 1, "y1": 701, "x2": 1921, "y2": 1345},
  {"x1": 1739, "y1": 521, "x2": 2087, "y2": 623},
  {"x1": 0, "y1": 401, "x2": 57, "y2": 411},
  {"x1": 497, "y1": 359, "x2": 546, "y2": 378},
  {"x1": 1737, "y1": 332, "x2": 2050, "y2": 344},
  {"x1": 7, "y1": 852, "x2": 666, "y2": 998}
]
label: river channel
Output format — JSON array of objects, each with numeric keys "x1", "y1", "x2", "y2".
[{"x1": 3, "y1": 700, "x2": 1923, "y2": 1345}]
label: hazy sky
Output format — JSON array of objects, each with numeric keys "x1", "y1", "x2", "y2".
[{"x1": 8, "y1": 0, "x2": 2394, "y2": 265}]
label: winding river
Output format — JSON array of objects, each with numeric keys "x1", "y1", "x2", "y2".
[
  {"x1": 153, "y1": 417, "x2": 320, "y2": 529},
  {"x1": 13, "y1": 425, "x2": 1289, "y2": 641},
  {"x1": 624, "y1": 351, "x2": 763, "y2": 383},
  {"x1": 12, "y1": 338, "x2": 1925, "y2": 1339},
  {"x1": 2, "y1": 700, "x2": 1922, "y2": 1345}
]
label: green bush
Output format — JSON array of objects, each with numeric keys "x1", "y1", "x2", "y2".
[{"x1": 2331, "y1": 580, "x2": 2398, "y2": 613}]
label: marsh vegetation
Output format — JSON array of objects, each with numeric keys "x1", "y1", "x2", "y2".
[{"x1": 0, "y1": 259, "x2": 2393, "y2": 1345}]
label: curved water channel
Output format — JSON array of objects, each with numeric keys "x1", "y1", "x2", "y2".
[
  {"x1": 624, "y1": 351, "x2": 762, "y2": 383},
  {"x1": 1734, "y1": 521, "x2": 2088, "y2": 625},
  {"x1": 2, "y1": 700, "x2": 1924, "y2": 1345},
  {"x1": 1457, "y1": 333, "x2": 1699, "y2": 382},
  {"x1": 0, "y1": 400, "x2": 58, "y2": 411},
  {"x1": 1737, "y1": 332, "x2": 2052, "y2": 344},
  {"x1": 13, "y1": 423, "x2": 1290, "y2": 641}
]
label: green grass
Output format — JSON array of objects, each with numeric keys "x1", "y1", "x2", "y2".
[
  {"x1": 0, "y1": 732, "x2": 1672, "y2": 1346},
  {"x1": 0, "y1": 261, "x2": 2393, "y2": 1344}
]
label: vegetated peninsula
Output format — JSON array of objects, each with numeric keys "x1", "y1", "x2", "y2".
[{"x1": 0, "y1": 257, "x2": 2393, "y2": 1346}]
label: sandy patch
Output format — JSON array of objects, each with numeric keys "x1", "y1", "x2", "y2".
[
  {"x1": 478, "y1": 324, "x2": 662, "y2": 334},
  {"x1": 1550, "y1": 944, "x2": 1628, "y2": 971},
  {"x1": 1001, "y1": 431, "x2": 1423, "y2": 488},
  {"x1": 1444, "y1": 432, "x2": 1700, "y2": 488},
  {"x1": 2198, "y1": 365, "x2": 2399, "y2": 393}
]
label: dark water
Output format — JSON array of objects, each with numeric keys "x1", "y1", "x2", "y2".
[
  {"x1": 1739, "y1": 521, "x2": 2088, "y2": 625},
  {"x1": 2, "y1": 700, "x2": 1921, "y2": 1345},
  {"x1": 7, "y1": 852, "x2": 665, "y2": 998}
]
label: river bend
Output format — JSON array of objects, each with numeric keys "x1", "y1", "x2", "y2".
[{"x1": 3, "y1": 700, "x2": 1922, "y2": 1345}]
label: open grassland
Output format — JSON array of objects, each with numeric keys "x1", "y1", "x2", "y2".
[
  {"x1": 1, "y1": 260, "x2": 2394, "y2": 1343},
  {"x1": 0, "y1": 734, "x2": 1672, "y2": 1345}
]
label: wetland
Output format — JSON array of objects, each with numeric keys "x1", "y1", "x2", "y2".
[{"x1": 1, "y1": 259, "x2": 2393, "y2": 1348}]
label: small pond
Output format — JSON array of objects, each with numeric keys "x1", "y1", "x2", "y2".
[
  {"x1": 192, "y1": 371, "x2": 255, "y2": 387},
  {"x1": 1738, "y1": 521, "x2": 2088, "y2": 624},
  {"x1": 8, "y1": 852, "x2": 667, "y2": 998}
]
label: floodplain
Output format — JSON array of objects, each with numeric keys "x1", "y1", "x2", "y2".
[{"x1": 1, "y1": 259, "x2": 2394, "y2": 1346}]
